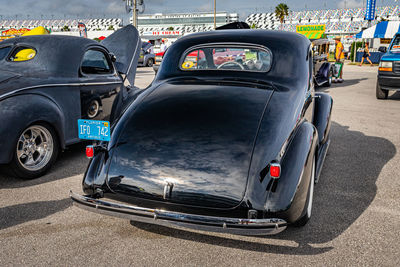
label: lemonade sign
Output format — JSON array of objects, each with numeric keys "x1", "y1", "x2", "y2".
[{"x1": 296, "y1": 24, "x2": 326, "y2": 39}]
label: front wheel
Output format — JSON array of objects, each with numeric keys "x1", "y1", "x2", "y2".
[
  {"x1": 9, "y1": 123, "x2": 59, "y2": 179},
  {"x1": 294, "y1": 155, "x2": 315, "y2": 227},
  {"x1": 376, "y1": 81, "x2": 388, "y2": 99}
]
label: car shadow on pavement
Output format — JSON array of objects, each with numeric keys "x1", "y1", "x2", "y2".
[
  {"x1": 130, "y1": 121, "x2": 396, "y2": 255},
  {"x1": 0, "y1": 142, "x2": 89, "y2": 189},
  {"x1": 319, "y1": 78, "x2": 368, "y2": 89},
  {"x1": 0, "y1": 198, "x2": 71, "y2": 231}
]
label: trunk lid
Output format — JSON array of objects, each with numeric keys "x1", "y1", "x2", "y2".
[
  {"x1": 106, "y1": 81, "x2": 273, "y2": 209},
  {"x1": 101, "y1": 25, "x2": 141, "y2": 86}
]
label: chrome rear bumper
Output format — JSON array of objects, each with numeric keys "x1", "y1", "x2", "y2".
[{"x1": 70, "y1": 191, "x2": 287, "y2": 236}]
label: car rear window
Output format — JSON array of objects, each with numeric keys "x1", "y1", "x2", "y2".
[{"x1": 180, "y1": 45, "x2": 272, "y2": 72}]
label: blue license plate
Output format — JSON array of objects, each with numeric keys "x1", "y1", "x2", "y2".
[{"x1": 78, "y1": 119, "x2": 110, "y2": 141}]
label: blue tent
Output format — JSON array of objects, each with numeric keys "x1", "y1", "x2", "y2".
[{"x1": 356, "y1": 21, "x2": 400, "y2": 39}]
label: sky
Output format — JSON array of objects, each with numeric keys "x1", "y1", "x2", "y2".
[{"x1": 0, "y1": 0, "x2": 398, "y2": 22}]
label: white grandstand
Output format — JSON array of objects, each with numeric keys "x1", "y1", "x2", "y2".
[
  {"x1": 246, "y1": 6, "x2": 399, "y2": 34},
  {"x1": 0, "y1": 6, "x2": 399, "y2": 36},
  {"x1": 136, "y1": 12, "x2": 239, "y2": 36},
  {"x1": 0, "y1": 18, "x2": 123, "y2": 32}
]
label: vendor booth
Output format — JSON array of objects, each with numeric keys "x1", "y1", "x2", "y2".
[{"x1": 355, "y1": 21, "x2": 400, "y2": 63}]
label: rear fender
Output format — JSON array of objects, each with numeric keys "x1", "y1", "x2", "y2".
[
  {"x1": 0, "y1": 94, "x2": 65, "y2": 164},
  {"x1": 264, "y1": 121, "x2": 318, "y2": 223}
]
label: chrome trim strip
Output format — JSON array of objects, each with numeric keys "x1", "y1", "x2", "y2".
[
  {"x1": 70, "y1": 191, "x2": 287, "y2": 236},
  {"x1": 0, "y1": 81, "x2": 122, "y2": 101}
]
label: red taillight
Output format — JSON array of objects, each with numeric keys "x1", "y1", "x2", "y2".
[
  {"x1": 270, "y1": 163, "x2": 281, "y2": 179},
  {"x1": 86, "y1": 145, "x2": 94, "y2": 159}
]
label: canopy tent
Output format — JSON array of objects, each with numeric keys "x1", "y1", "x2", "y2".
[{"x1": 356, "y1": 21, "x2": 400, "y2": 39}]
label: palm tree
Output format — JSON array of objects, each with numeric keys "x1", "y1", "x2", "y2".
[
  {"x1": 250, "y1": 23, "x2": 258, "y2": 29},
  {"x1": 275, "y1": 3, "x2": 289, "y2": 30}
]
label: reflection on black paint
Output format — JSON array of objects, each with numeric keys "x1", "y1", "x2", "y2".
[{"x1": 107, "y1": 83, "x2": 272, "y2": 208}]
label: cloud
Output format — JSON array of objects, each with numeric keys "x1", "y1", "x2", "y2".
[
  {"x1": 198, "y1": 3, "x2": 212, "y2": 12},
  {"x1": 337, "y1": 0, "x2": 363, "y2": 9}
]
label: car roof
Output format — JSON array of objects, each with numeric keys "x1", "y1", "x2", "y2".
[
  {"x1": 0, "y1": 35, "x2": 102, "y2": 77},
  {"x1": 311, "y1": 39, "x2": 330, "y2": 46}
]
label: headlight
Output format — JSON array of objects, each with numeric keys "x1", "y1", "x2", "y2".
[
  {"x1": 379, "y1": 61, "x2": 392, "y2": 71},
  {"x1": 379, "y1": 61, "x2": 392, "y2": 68}
]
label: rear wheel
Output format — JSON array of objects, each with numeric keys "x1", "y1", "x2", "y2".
[
  {"x1": 147, "y1": 58, "x2": 154, "y2": 67},
  {"x1": 376, "y1": 81, "x2": 388, "y2": 99},
  {"x1": 9, "y1": 123, "x2": 59, "y2": 179},
  {"x1": 294, "y1": 155, "x2": 315, "y2": 227}
]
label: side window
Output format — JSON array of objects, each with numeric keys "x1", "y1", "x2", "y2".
[
  {"x1": 0, "y1": 46, "x2": 12, "y2": 60},
  {"x1": 9, "y1": 46, "x2": 36, "y2": 62},
  {"x1": 81, "y1": 49, "x2": 113, "y2": 75}
]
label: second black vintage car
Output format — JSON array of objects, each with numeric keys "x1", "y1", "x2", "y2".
[
  {"x1": 71, "y1": 29, "x2": 333, "y2": 235},
  {"x1": 312, "y1": 39, "x2": 333, "y2": 87},
  {"x1": 0, "y1": 25, "x2": 141, "y2": 178}
]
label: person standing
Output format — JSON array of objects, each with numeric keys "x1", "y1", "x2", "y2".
[
  {"x1": 359, "y1": 43, "x2": 373, "y2": 66},
  {"x1": 160, "y1": 40, "x2": 167, "y2": 52},
  {"x1": 335, "y1": 37, "x2": 345, "y2": 83}
]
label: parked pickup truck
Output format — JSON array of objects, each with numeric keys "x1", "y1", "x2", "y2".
[{"x1": 376, "y1": 32, "x2": 400, "y2": 99}]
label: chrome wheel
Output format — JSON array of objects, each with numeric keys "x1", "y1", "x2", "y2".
[
  {"x1": 87, "y1": 100, "x2": 100, "y2": 118},
  {"x1": 16, "y1": 125, "x2": 54, "y2": 171}
]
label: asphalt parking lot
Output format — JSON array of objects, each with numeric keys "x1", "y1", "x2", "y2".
[{"x1": 1, "y1": 65, "x2": 399, "y2": 266}]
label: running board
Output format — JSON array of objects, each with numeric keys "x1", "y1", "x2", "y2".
[{"x1": 315, "y1": 139, "x2": 330, "y2": 183}]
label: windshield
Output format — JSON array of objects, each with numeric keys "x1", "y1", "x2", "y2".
[
  {"x1": 390, "y1": 35, "x2": 400, "y2": 52},
  {"x1": 180, "y1": 45, "x2": 272, "y2": 72}
]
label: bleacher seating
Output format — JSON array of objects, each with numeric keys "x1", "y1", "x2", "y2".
[
  {"x1": 0, "y1": 18, "x2": 123, "y2": 33},
  {"x1": 245, "y1": 6, "x2": 399, "y2": 34}
]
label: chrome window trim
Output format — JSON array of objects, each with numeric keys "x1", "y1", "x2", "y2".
[{"x1": 0, "y1": 81, "x2": 122, "y2": 101}]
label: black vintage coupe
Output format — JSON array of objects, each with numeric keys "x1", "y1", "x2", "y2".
[
  {"x1": 0, "y1": 25, "x2": 141, "y2": 178},
  {"x1": 71, "y1": 29, "x2": 333, "y2": 235}
]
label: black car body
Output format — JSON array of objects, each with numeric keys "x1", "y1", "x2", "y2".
[
  {"x1": 312, "y1": 39, "x2": 333, "y2": 87},
  {"x1": 376, "y1": 33, "x2": 400, "y2": 99},
  {"x1": 71, "y1": 29, "x2": 333, "y2": 235},
  {"x1": 0, "y1": 25, "x2": 141, "y2": 178}
]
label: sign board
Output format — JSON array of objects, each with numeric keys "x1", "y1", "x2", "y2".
[
  {"x1": 78, "y1": 22, "x2": 88, "y2": 38},
  {"x1": 296, "y1": 24, "x2": 326, "y2": 39},
  {"x1": 142, "y1": 31, "x2": 182, "y2": 36},
  {"x1": 1, "y1": 28, "x2": 30, "y2": 36},
  {"x1": 365, "y1": 0, "x2": 376, "y2": 21}
]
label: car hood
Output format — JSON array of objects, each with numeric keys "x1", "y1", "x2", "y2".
[
  {"x1": 381, "y1": 50, "x2": 400, "y2": 61},
  {"x1": 105, "y1": 80, "x2": 273, "y2": 209}
]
